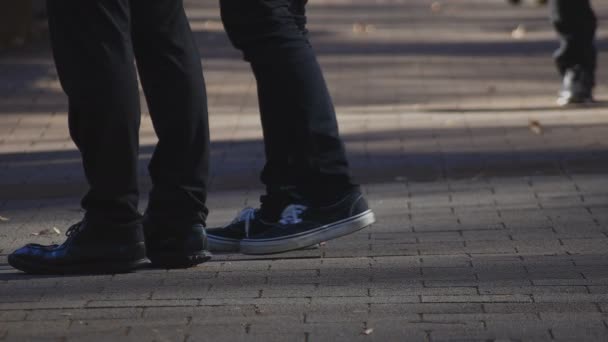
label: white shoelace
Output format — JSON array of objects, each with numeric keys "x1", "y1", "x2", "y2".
[
  {"x1": 228, "y1": 207, "x2": 257, "y2": 238},
  {"x1": 279, "y1": 204, "x2": 307, "y2": 225}
]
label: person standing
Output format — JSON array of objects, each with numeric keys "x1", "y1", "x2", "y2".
[
  {"x1": 551, "y1": 0, "x2": 597, "y2": 106},
  {"x1": 9, "y1": 0, "x2": 212, "y2": 274},
  {"x1": 206, "y1": 0, "x2": 375, "y2": 255}
]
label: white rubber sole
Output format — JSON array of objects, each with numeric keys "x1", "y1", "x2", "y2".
[{"x1": 239, "y1": 210, "x2": 375, "y2": 255}]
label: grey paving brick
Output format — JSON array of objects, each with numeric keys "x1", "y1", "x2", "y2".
[
  {"x1": 532, "y1": 294, "x2": 608, "y2": 303},
  {"x1": 479, "y1": 285, "x2": 587, "y2": 295},
  {"x1": 484, "y1": 302, "x2": 600, "y2": 313},
  {"x1": 86, "y1": 299, "x2": 199, "y2": 308},
  {"x1": 422, "y1": 295, "x2": 532, "y2": 303},
  {"x1": 26, "y1": 308, "x2": 143, "y2": 321},
  {"x1": 3, "y1": 321, "x2": 71, "y2": 341},
  {"x1": 371, "y1": 303, "x2": 483, "y2": 315},
  {"x1": 372, "y1": 286, "x2": 477, "y2": 297},
  {"x1": 0, "y1": 311, "x2": 27, "y2": 322},
  {"x1": 0, "y1": 300, "x2": 87, "y2": 310}
]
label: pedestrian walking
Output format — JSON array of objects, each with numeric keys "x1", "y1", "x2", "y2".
[{"x1": 551, "y1": 0, "x2": 597, "y2": 106}]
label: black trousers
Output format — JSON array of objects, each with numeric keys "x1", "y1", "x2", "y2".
[
  {"x1": 47, "y1": 0, "x2": 210, "y2": 224},
  {"x1": 48, "y1": 0, "x2": 354, "y2": 224},
  {"x1": 220, "y1": 0, "x2": 355, "y2": 205},
  {"x1": 550, "y1": 0, "x2": 597, "y2": 77}
]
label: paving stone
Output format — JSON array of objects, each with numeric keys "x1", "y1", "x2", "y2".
[
  {"x1": 422, "y1": 295, "x2": 532, "y2": 303},
  {"x1": 26, "y1": 308, "x2": 143, "y2": 321},
  {"x1": 0, "y1": 311, "x2": 27, "y2": 322},
  {"x1": 484, "y1": 302, "x2": 600, "y2": 314}
]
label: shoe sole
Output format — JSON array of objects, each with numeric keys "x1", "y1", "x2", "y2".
[
  {"x1": 148, "y1": 250, "x2": 212, "y2": 269},
  {"x1": 7, "y1": 254, "x2": 150, "y2": 275},
  {"x1": 557, "y1": 97, "x2": 595, "y2": 107},
  {"x1": 239, "y1": 210, "x2": 375, "y2": 255},
  {"x1": 207, "y1": 236, "x2": 241, "y2": 253}
]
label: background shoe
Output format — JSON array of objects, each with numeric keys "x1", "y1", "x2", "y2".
[
  {"x1": 8, "y1": 220, "x2": 148, "y2": 275},
  {"x1": 557, "y1": 66, "x2": 595, "y2": 106},
  {"x1": 240, "y1": 190, "x2": 375, "y2": 255},
  {"x1": 143, "y1": 217, "x2": 212, "y2": 268}
]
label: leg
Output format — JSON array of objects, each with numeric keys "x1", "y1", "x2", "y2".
[
  {"x1": 551, "y1": 0, "x2": 597, "y2": 76},
  {"x1": 8, "y1": 0, "x2": 147, "y2": 274},
  {"x1": 208, "y1": 0, "x2": 374, "y2": 254},
  {"x1": 49, "y1": 0, "x2": 142, "y2": 223},
  {"x1": 551, "y1": 0, "x2": 597, "y2": 105},
  {"x1": 130, "y1": 0, "x2": 210, "y2": 223},
  {"x1": 128, "y1": 0, "x2": 211, "y2": 267},
  {"x1": 220, "y1": 0, "x2": 354, "y2": 209}
]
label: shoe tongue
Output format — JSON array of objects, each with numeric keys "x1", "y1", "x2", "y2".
[{"x1": 259, "y1": 191, "x2": 308, "y2": 221}]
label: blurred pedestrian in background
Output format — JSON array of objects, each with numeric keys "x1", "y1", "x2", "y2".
[{"x1": 551, "y1": 0, "x2": 597, "y2": 106}]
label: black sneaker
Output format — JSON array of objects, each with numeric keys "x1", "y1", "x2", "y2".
[
  {"x1": 206, "y1": 192, "x2": 296, "y2": 252},
  {"x1": 239, "y1": 190, "x2": 375, "y2": 255},
  {"x1": 143, "y1": 216, "x2": 212, "y2": 268},
  {"x1": 206, "y1": 208, "x2": 276, "y2": 252},
  {"x1": 557, "y1": 66, "x2": 595, "y2": 106},
  {"x1": 8, "y1": 220, "x2": 149, "y2": 275}
]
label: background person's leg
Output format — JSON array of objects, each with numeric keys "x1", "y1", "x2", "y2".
[
  {"x1": 551, "y1": 0, "x2": 597, "y2": 77},
  {"x1": 47, "y1": 0, "x2": 141, "y2": 224},
  {"x1": 130, "y1": 0, "x2": 211, "y2": 224}
]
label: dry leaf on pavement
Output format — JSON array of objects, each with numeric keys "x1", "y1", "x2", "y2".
[
  {"x1": 352, "y1": 23, "x2": 375, "y2": 34},
  {"x1": 511, "y1": 24, "x2": 527, "y2": 39},
  {"x1": 529, "y1": 120, "x2": 543, "y2": 135},
  {"x1": 430, "y1": 2, "x2": 442, "y2": 13},
  {"x1": 31, "y1": 228, "x2": 62, "y2": 236}
]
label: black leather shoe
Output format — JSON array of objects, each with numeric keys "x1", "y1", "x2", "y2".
[
  {"x1": 143, "y1": 216, "x2": 212, "y2": 269},
  {"x1": 557, "y1": 66, "x2": 595, "y2": 106},
  {"x1": 8, "y1": 220, "x2": 148, "y2": 275}
]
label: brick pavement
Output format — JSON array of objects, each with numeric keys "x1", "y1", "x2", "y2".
[{"x1": 1, "y1": 0, "x2": 608, "y2": 340}]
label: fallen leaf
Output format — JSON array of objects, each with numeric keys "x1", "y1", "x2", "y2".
[
  {"x1": 0, "y1": 215, "x2": 9, "y2": 222},
  {"x1": 352, "y1": 23, "x2": 375, "y2": 34},
  {"x1": 511, "y1": 24, "x2": 527, "y2": 39},
  {"x1": 430, "y1": 2, "x2": 442, "y2": 13},
  {"x1": 529, "y1": 120, "x2": 543, "y2": 135},
  {"x1": 353, "y1": 23, "x2": 364, "y2": 34},
  {"x1": 32, "y1": 228, "x2": 62, "y2": 236},
  {"x1": 362, "y1": 328, "x2": 374, "y2": 335}
]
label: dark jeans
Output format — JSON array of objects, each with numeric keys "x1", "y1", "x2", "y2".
[
  {"x1": 47, "y1": 0, "x2": 210, "y2": 224},
  {"x1": 220, "y1": 0, "x2": 355, "y2": 206},
  {"x1": 550, "y1": 0, "x2": 597, "y2": 77}
]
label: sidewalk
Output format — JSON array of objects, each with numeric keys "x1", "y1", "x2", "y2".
[{"x1": 1, "y1": 0, "x2": 608, "y2": 340}]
